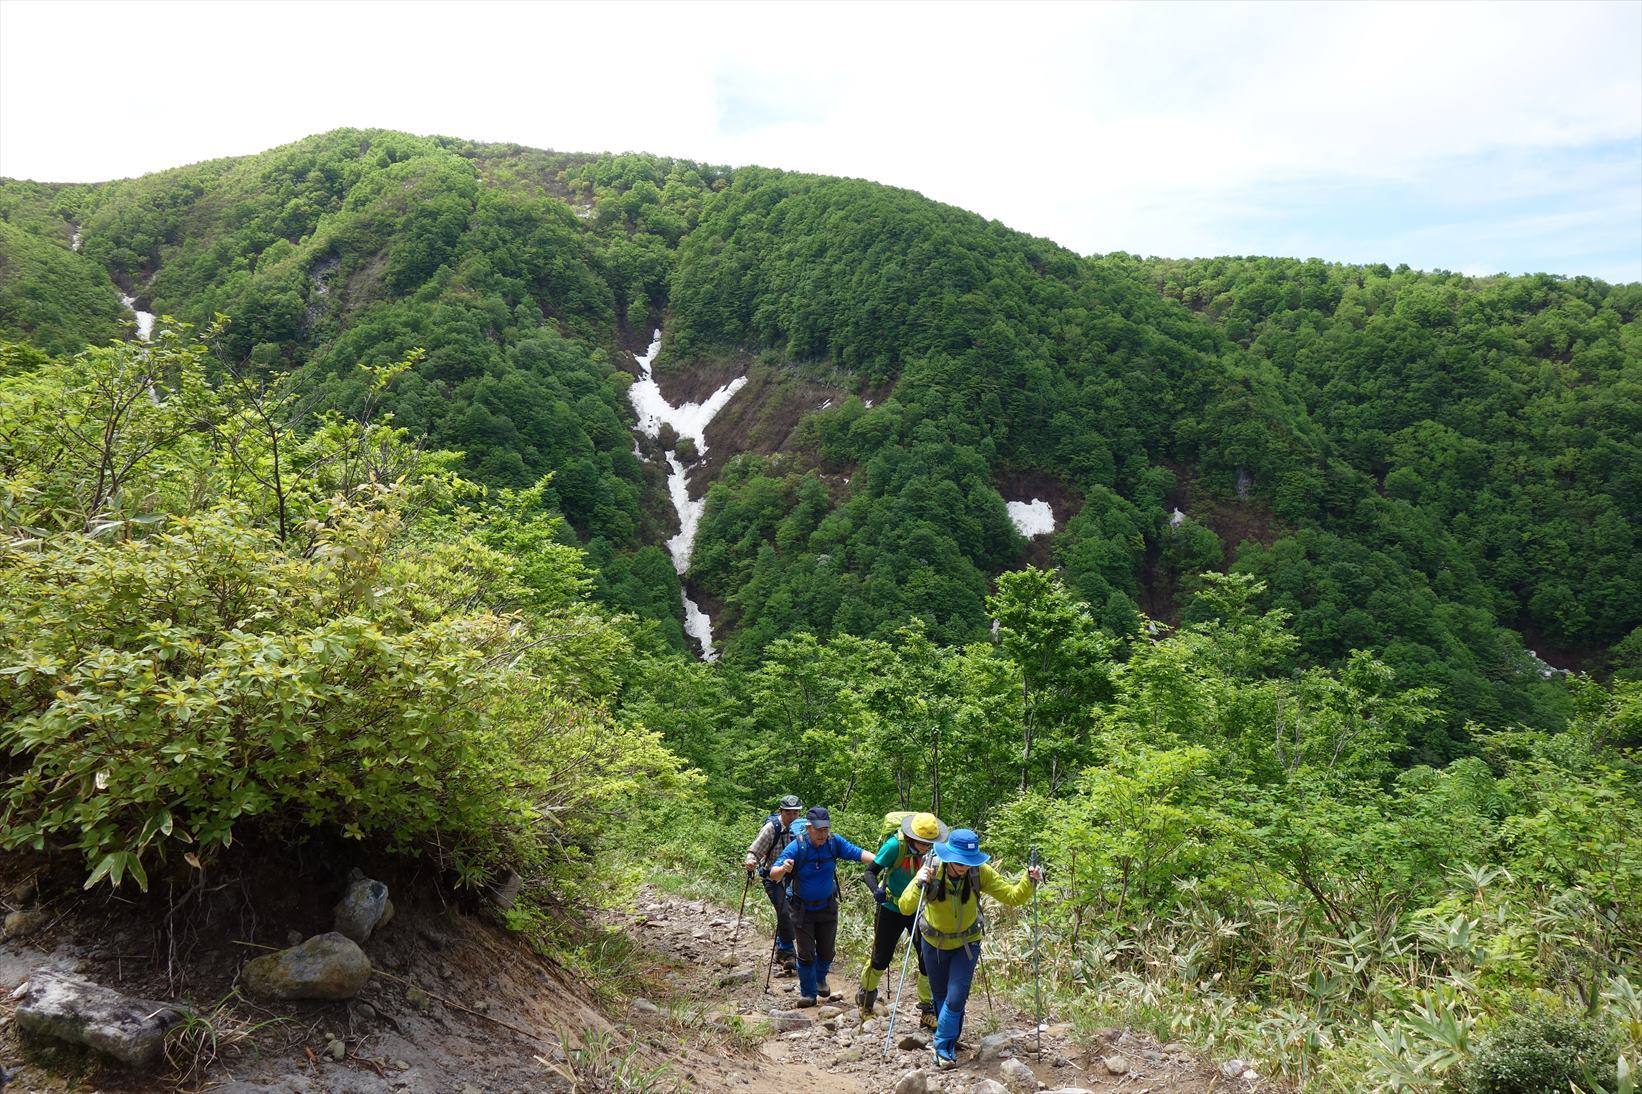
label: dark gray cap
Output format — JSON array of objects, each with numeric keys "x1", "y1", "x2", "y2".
[{"x1": 779, "y1": 794, "x2": 802, "y2": 810}]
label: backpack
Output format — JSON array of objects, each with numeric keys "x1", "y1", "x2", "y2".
[
  {"x1": 880, "y1": 811, "x2": 925, "y2": 874},
  {"x1": 783, "y1": 828, "x2": 839, "y2": 910},
  {"x1": 757, "y1": 814, "x2": 795, "y2": 875},
  {"x1": 881, "y1": 811, "x2": 916, "y2": 839}
]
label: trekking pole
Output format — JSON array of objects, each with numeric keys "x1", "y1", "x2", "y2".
[
  {"x1": 731, "y1": 868, "x2": 753, "y2": 948},
  {"x1": 762, "y1": 924, "x2": 779, "y2": 995},
  {"x1": 882, "y1": 851, "x2": 936, "y2": 1057},
  {"x1": 1030, "y1": 846, "x2": 1044, "y2": 1060}
]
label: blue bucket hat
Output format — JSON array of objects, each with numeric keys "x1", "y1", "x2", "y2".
[{"x1": 933, "y1": 828, "x2": 990, "y2": 867}]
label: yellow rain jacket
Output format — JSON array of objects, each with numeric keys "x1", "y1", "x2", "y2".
[{"x1": 897, "y1": 863, "x2": 1035, "y2": 950}]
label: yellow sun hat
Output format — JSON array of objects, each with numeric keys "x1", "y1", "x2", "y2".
[{"x1": 900, "y1": 812, "x2": 949, "y2": 843}]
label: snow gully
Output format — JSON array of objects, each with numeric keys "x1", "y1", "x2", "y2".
[{"x1": 627, "y1": 329, "x2": 747, "y2": 661}]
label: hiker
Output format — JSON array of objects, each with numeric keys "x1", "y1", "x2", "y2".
[
  {"x1": 743, "y1": 793, "x2": 804, "y2": 974},
  {"x1": 900, "y1": 828, "x2": 1044, "y2": 1070},
  {"x1": 857, "y1": 811, "x2": 948, "y2": 1027},
  {"x1": 766, "y1": 806, "x2": 875, "y2": 1007}
]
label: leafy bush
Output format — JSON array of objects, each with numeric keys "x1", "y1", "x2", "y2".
[
  {"x1": 0, "y1": 335, "x2": 693, "y2": 892},
  {"x1": 1448, "y1": 1006, "x2": 1618, "y2": 1094}
]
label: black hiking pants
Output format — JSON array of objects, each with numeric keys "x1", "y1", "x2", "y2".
[
  {"x1": 762, "y1": 877, "x2": 795, "y2": 948},
  {"x1": 789, "y1": 897, "x2": 839, "y2": 971},
  {"x1": 868, "y1": 904, "x2": 926, "y2": 976}
]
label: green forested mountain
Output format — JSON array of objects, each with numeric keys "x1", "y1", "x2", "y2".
[
  {"x1": 3, "y1": 130, "x2": 1639, "y2": 1090},
  {"x1": 1, "y1": 129, "x2": 1637, "y2": 750}
]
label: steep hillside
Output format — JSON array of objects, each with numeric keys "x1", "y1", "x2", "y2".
[{"x1": 2, "y1": 128, "x2": 1639, "y2": 745}]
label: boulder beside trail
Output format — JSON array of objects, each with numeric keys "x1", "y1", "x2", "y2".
[
  {"x1": 243, "y1": 932, "x2": 370, "y2": 1000},
  {"x1": 2, "y1": 907, "x2": 47, "y2": 939},
  {"x1": 15, "y1": 970, "x2": 179, "y2": 1069},
  {"x1": 332, "y1": 871, "x2": 391, "y2": 943}
]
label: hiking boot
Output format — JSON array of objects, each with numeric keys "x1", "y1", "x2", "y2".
[
  {"x1": 918, "y1": 1002, "x2": 939, "y2": 1030},
  {"x1": 794, "y1": 995, "x2": 818, "y2": 1009},
  {"x1": 855, "y1": 987, "x2": 877, "y2": 1017},
  {"x1": 931, "y1": 1045, "x2": 957, "y2": 1070},
  {"x1": 817, "y1": 978, "x2": 832, "y2": 998}
]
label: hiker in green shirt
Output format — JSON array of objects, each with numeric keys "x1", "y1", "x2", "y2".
[{"x1": 856, "y1": 811, "x2": 948, "y2": 1026}]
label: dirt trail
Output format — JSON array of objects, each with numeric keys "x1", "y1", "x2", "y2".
[{"x1": 611, "y1": 886, "x2": 1243, "y2": 1093}]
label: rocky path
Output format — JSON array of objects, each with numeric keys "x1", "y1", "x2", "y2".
[{"x1": 611, "y1": 886, "x2": 1249, "y2": 1094}]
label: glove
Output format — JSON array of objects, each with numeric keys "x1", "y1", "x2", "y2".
[
  {"x1": 870, "y1": 884, "x2": 889, "y2": 904},
  {"x1": 744, "y1": 854, "x2": 758, "y2": 873}
]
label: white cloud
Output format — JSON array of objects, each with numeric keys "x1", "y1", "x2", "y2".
[{"x1": 1, "y1": 0, "x2": 1637, "y2": 279}]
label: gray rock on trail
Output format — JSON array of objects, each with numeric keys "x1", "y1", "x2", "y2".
[
  {"x1": 719, "y1": 968, "x2": 754, "y2": 986},
  {"x1": 627, "y1": 997, "x2": 659, "y2": 1019},
  {"x1": 1220, "y1": 1058, "x2": 1250, "y2": 1079},
  {"x1": 768, "y1": 1008, "x2": 809, "y2": 1031},
  {"x1": 15, "y1": 970, "x2": 180, "y2": 1069},
  {"x1": 1000, "y1": 1057, "x2": 1039, "y2": 1091},
  {"x1": 899, "y1": 1030, "x2": 930, "y2": 1050},
  {"x1": 979, "y1": 1031, "x2": 1016, "y2": 1060},
  {"x1": 816, "y1": 1004, "x2": 843, "y2": 1019},
  {"x1": 1103, "y1": 1054, "x2": 1130, "y2": 1075},
  {"x1": 243, "y1": 932, "x2": 370, "y2": 1000},
  {"x1": 895, "y1": 1068, "x2": 930, "y2": 1094},
  {"x1": 973, "y1": 1082, "x2": 1010, "y2": 1094},
  {"x1": 332, "y1": 871, "x2": 391, "y2": 943}
]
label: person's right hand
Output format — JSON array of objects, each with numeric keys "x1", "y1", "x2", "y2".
[
  {"x1": 917, "y1": 860, "x2": 936, "y2": 885},
  {"x1": 870, "y1": 883, "x2": 889, "y2": 904},
  {"x1": 744, "y1": 854, "x2": 758, "y2": 873}
]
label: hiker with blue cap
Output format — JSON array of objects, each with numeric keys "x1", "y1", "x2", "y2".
[
  {"x1": 898, "y1": 827, "x2": 1044, "y2": 1070},
  {"x1": 766, "y1": 806, "x2": 875, "y2": 1007}
]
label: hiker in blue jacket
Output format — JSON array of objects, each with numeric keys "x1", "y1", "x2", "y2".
[{"x1": 766, "y1": 806, "x2": 875, "y2": 1007}]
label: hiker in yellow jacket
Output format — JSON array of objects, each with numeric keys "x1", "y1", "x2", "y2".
[{"x1": 897, "y1": 828, "x2": 1043, "y2": 1070}]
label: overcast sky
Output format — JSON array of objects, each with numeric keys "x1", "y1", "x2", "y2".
[{"x1": 2, "y1": 0, "x2": 1638, "y2": 282}]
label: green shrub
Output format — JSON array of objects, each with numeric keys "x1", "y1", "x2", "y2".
[
  {"x1": 0, "y1": 336, "x2": 692, "y2": 893},
  {"x1": 1450, "y1": 1006, "x2": 1618, "y2": 1094}
]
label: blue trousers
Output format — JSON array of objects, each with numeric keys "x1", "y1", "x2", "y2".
[
  {"x1": 792, "y1": 900, "x2": 837, "y2": 1000},
  {"x1": 921, "y1": 939, "x2": 979, "y2": 1059}
]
